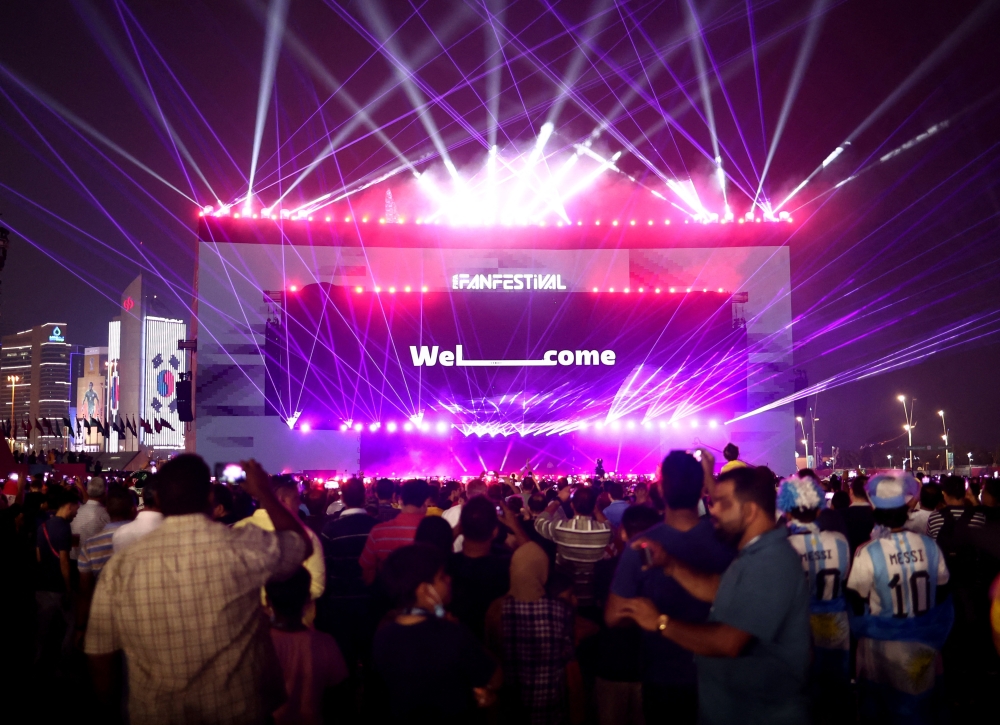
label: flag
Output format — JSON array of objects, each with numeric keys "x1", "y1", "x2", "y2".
[
  {"x1": 127, "y1": 416, "x2": 136, "y2": 436},
  {"x1": 34, "y1": 418, "x2": 44, "y2": 435},
  {"x1": 77, "y1": 419, "x2": 83, "y2": 437},
  {"x1": 62, "y1": 415, "x2": 72, "y2": 430},
  {"x1": 160, "y1": 418, "x2": 175, "y2": 432},
  {"x1": 54, "y1": 419, "x2": 62, "y2": 437},
  {"x1": 140, "y1": 417, "x2": 153, "y2": 434},
  {"x1": 153, "y1": 418, "x2": 162, "y2": 433},
  {"x1": 43, "y1": 418, "x2": 55, "y2": 437},
  {"x1": 83, "y1": 417, "x2": 92, "y2": 433}
]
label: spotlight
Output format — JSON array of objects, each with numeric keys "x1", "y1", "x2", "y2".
[
  {"x1": 626, "y1": 421, "x2": 636, "y2": 429},
  {"x1": 643, "y1": 422, "x2": 652, "y2": 430},
  {"x1": 718, "y1": 287, "x2": 724, "y2": 292},
  {"x1": 404, "y1": 286, "x2": 412, "y2": 292},
  {"x1": 655, "y1": 288, "x2": 661, "y2": 293},
  {"x1": 709, "y1": 420, "x2": 718, "y2": 429},
  {"x1": 624, "y1": 288, "x2": 630, "y2": 294},
  {"x1": 339, "y1": 424, "x2": 347, "y2": 431},
  {"x1": 421, "y1": 286, "x2": 428, "y2": 293},
  {"x1": 369, "y1": 423, "x2": 379, "y2": 431},
  {"x1": 630, "y1": 220, "x2": 636, "y2": 226},
  {"x1": 638, "y1": 288, "x2": 644, "y2": 293},
  {"x1": 611, "y1": 421, "x2": 621, "y2": 431},
  {"x1": 612, "y1": 220, "x2": 619, "y2": 226},
  {"x1": 595, "y1": 422, "x2": 604, "y2": 430},
  {"x1": 664, "y1": 220, "x2": 670, "y2": 225},
  {"x1": 375, "y1": 287, "x2": 381, "y2": 293},
  {"x1": 403, "y1": 422, "x2": 413, "y2": 431},
  {"x1": 362, "y1": 217, "x2": 369, "y2": 223},
  {"x1": 609, "y1": 287, "x2": 615, "y2": 293},
  {"x1": 669, "y1": 287, "x2": 676, "y2": 293},
  {"x1": 436, "y1": 422, "x2": 447, "y2": 433},
  {"x1": 595, "y1": 221, "x2": 601, "y2": 225},
  {"x1": 658, "y1": 421, "x2": 666, "y2": 429},
  {"x1": 289, "y1": 285, "x2": 298, "y2": 292},
  {"x1": 691, "y1": 420, "x2": 698, "y2": 428},
  {"x1": 686, "y1": 288, "x2": 691, "y2": 293},
  {"x1": 592, "y1": 287, "x2": 599, "y2": 293},
  {"x1": 345, "y1": 217, "x2": 351, "y2": 222},
  {"x1": 379, "y1": 218, "x2": 386, "y2": 224},
  {"x1": 355, "y1": 286, "x2": 363, "y2": 293},
  {"x1": 353, "y1": 423, "x2": 363, "y2": 432},
  {"x1": 325, "y1": 216, "x2": 331, "y2": 222},
  {"x1": 389, "y1": 287, "x2": 396, "y2": 293},
  {"x1": 647, "y1": 220, "x2": 653, "y2": 226},
  {"x1": 301, "y1": 422, "x2": 311, "y2": 432},
  {"x1": 671, "y1": 421, "x2": 679, "y2": 429},
  {"x1": 387, "y1": 422, "x2": 397, "y2": 432}
]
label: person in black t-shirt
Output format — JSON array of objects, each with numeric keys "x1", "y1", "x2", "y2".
[
  {"x1": 843, "y1": 476, "x2": 875, "y2": 555},
  {"x1": 34, "y1": 486, "x2": 79, "y2": 675},
  {"x1": 448, "y1": 496, "x2": 512, "y2": 640},
  {"x1": 372, "y1": 543, "x2": 500, "y2": 724}
]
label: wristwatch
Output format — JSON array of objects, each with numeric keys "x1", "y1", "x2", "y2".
[{"x1": 657, "y1": 614, "x2": 669, "y2": 632}]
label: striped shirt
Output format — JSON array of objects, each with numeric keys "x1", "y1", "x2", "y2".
[
  {"x1": 927, "y1": 506, "x2": 986, "y2": 539},
  {"x1": 534, "y1": 510, "x2": 611, "y2": 564},
  {"x1": 78, "y1": 520, "x2": 130, "y2": 578},
  {"x1": 71, "y1": 500, "x2": 110, "y2": 560},
  {"x1": 359, "y1": 511, "x2": 423, "y2": 583}
]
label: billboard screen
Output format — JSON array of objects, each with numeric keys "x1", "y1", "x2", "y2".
[
  {"x1": 266, "y1": 283, "x2": 746, "y2": 434},
  {"x1": 141, "y1": 316, "x2": 186, "y2": 449}
]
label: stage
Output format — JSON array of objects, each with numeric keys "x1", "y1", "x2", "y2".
[{"x1": 191, "y1": 216, "x2": 796, "y2": 476}]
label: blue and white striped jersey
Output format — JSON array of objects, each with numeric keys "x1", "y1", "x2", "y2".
[
  {"x1": 846, "y1": 530, "x2": 949, "y2": 617},
  {"x1": 787, "y1": 526, "x2": 851, "y2": 606}
]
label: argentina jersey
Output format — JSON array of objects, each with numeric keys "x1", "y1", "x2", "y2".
[
  {"x1": 788, "y1": 528, "x2": 851, "y2": 607},
  {"x1": 846, "y1": 530, "x2": 949, "y2": 617}
]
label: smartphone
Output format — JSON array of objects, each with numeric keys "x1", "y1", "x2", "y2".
[
  {"x1": 220, "y1": 463, "x2": 246, "y2": 484},
  {"x1": 643, "y1": 546, "x2": 655, "y2": 568}
]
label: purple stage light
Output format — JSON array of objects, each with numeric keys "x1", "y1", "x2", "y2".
[
  {"x1": 386, "y1": 422, "x2": 397, "y2": 432},
  {"x1": 301, "y1": 422, "x2": 311, "y2": 432}
]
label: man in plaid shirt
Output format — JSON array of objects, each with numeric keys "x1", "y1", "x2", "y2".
[{"x1": 85, "y1": 455, "x2": 312, "y2": 724}]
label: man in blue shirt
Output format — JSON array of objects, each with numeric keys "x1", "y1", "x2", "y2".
[
  {"x1": 620, "y1": 465, "x2": 811, "y2": 725},
  {"x1": 607, "y1": 451, "x2": 735, "y2": 724},
  {"x1": 602, "y1": 481, "x2": 630, "y2": 528}
]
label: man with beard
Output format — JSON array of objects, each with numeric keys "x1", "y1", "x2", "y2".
[
  {"x1": 620, "y1": 466, "x2": 810, "y2": 725},
  {"x1": 606, "y1": 450, "x2": 735, "y2": 724}
]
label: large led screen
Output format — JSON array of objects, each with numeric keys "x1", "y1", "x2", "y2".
[{"x1": 265, "y1": 283, "x2": 747, "y2": 434}]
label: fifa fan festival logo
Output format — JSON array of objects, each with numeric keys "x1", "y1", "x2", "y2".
[
  {"x1": 410, "y1": 344, "x2": 615, "y2": 367},
  {"x1": 452, "y1": 273, "x2": 568, "y2": 290}
]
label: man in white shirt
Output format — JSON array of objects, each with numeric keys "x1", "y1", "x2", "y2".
[
  {"x1": 443, "y1": 479, "x2": 487, "y2": 552},
  {"x1": 71, "y1": 477, "x2": 111, "y2": 560},
  {"x1": 905, "y1": 482, "x2": 943, "y2": 535},
  {"x1": 113, "y1": 480, "x2": 163, "y2": 553}
]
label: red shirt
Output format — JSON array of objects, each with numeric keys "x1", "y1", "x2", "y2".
[{"x1": 359, "y1": 511, "x2": 424, "y2": 583}]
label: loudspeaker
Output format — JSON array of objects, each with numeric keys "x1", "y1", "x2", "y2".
[{"x1": 176, "y1": 378, "x2": 193, "y2": 422}]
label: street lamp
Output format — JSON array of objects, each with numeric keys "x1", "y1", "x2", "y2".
[
  {"x1": 968, "y1": 452, "x2": 973, "y2": 466},
  {"x1": 938, "y1": 410, "x2": 950, "y2": 471},
  {"x1": 898, "y1": 396, "x2": 916, "y2": 469},
  {"x1": 887, "y1": 454, "x2": 893, "y2": 467}
]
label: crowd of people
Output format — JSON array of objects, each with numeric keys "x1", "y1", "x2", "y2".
[{"x1": 2, "y1": 443, "x2": 999, "y2": 724}]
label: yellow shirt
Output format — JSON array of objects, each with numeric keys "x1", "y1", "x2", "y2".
[
  {"x1": 720, "y1": 460, "x2": 748, "y2": 474},
  {"x1": 232, "y1": 509, "x2": 326, "y2": 600}
]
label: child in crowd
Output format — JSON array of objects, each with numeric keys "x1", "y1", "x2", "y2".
[
  {"x1": 372, "y1": 543, "x2": 500, "y2": 724},
  {"x1": 266, "y1": 568, "x2": 348, "y2": 725}
]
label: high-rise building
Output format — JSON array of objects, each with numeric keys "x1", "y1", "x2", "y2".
[
  {"x1": 107, "y1": 275, "x2": 187, "y2": 453},
  {"x1": 0, "y1": 323, "x2": 71, "y2": 450}
]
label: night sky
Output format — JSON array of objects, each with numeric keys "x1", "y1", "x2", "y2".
[{"x1": 1, "y1": 0, "x2": 998, "y2": 459}]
